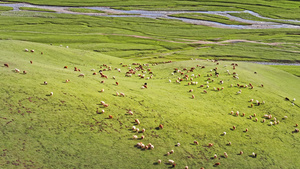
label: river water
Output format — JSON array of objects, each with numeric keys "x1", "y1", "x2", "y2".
[{"x1": 1, "y1": 3, "x2": 300, "y2": 29}]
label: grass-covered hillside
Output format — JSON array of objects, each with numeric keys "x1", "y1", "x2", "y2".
[{"x1": 1, "y1": 40, "x2": 299, "y2": 168}]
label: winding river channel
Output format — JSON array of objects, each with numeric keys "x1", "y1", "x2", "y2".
[{"x1": 1, "y1": 3, "x2": 300, "y2": 29}]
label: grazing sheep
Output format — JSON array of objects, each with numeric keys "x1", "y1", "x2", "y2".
[
  {"x1": 228, "y1": 142, "x2": 231, "y2": 145},
  {"x1": 159, "y1": 124, "x2": 163, "y2": 129},
  {"x1": 100, "y1": 89, "x2": 104, "y2": 92},
  {"x1": 240, "y1": 151, "x2": 243, "y2": 155},
  {"x1": 93, "y1": 72, "x2": 97, "y2": 75},
  {"x1": 192, "y1": 95, "x2": 195, "y2": 99},
  {"x1": 214, "y1": 154, "x2": 217, "y2": 158},
  {"x1": 223, "y1": 132, "x2": 226, "y2": 135},
  {"x1": 296, "y1": 124, "x2": 298, "y2": 127},
  {"x1": 103, "y1": 104, "x2": 109, "y2": 107},
  {"x1": 78, "y1": 73, "x2": 85, "y2": 77},
  {"x1": 233, "y1": 126, "x2": 236, "y2": 130},
  {"x1": 208, "y1": 143, "x2": 213, "y2": 147},
  {"x1": 158, "y1": 160, "x2": 161, "y2": 164},
  {"x1": 169, "y1": 79, "x2": 171, "y2": 83},
  {"x1": 250, "y1": 99, "x2": 254, "y2": 102},
  {"x1": 50, "y1": 92, "x2": 53, "y2": 96},
  {"x1": 236, "y1": 111, "x2": 239, "y2": 116},
  {"x1": 132, "y1": 126, "x2": 136, "y2": 131},
  {"x1": 295, "y1": 128, "x2": 299, "y2": 132},
  {"x1": 66, "y1": 79, "x2": 70, "y2": 83},
  {"x1": 30, "y1": 60, "x2": 33, "y2": 64},
  {"x1": 185, "y1": 166, "x2": 188, "y2": 169},
  {"x1": 262, "y1": 119, "x2": 265, "y2": 123},
  {"x1": 25, "y1": 49, "x2": 28, "y2": 52},
  {"x1": 203, "y1": 90, "x2": 207, "y2": 93},
  {"x1": 255, "y1": 118, "x2": 258, "y2": 122},
  {"x1": 270, "y1": 122, "x2": 273, "y2": 126},
  {"x1": 101, "y1": 109, "x2": 105, "y2": 114},
  {"x1": 253, "y1": 113, "x2": 256, "y2": 117},
  {"x1": 249, "y1": 115, "x2": 252, "y2": 119},
  {"x1": 136, "y1": 128, "x2": 139, "y2": 133},
  {"x1": 23, "y1": 70, "x2": 27, "y2": 74},
  {"x1": 242, "y1": 113, "x2": 245, "y2": 117},
  {"x1": 109, "y1": 115, "x2": 113, "y2": 119},
  {"x1": 31, "y1": 49, "x2": 34, "y2": 53},
  {"x1": 167, "y1": 152, "x2": 170, "y2": 156},
  {"x1": 15, "y1": 68, "x2": 20, "y2": 73},
  {"x1": 194, "y1": 140, "x2": 199, "y2": 145},
  {"x1": 133, "y1": 135, "x2": 138, "y2": 139},
  {"x1": 215, "y1": 162, "x2": 220, "y2": 166},
  {"x1": 120, "y1": 92, "x2": 125, "y2": 97},
  {"x1": 168, "y1": 160, "x2": 175, "y2": 164},
  {"x1": 231, "y1": 111, "x2": 234, "y2": 115},
  {"x1": 141, "y1": 135, "x2": 145, "y2": 139},
  {"x1": 170, "y1": 150, "x2": 174, "y2": 154},
  {"x1": 237, "y1": 90, "x2": 242, "y2": 94},
  {"x1": 245, "y1": 128, "x2": 248, "y2": 132},
  {"x1": 224, "y1": 152, "x2": 228, "y2": 158},
  {"x1": 135, "y1": 119, "x2": 140, "y2": 125},
  {"x1": 189, "y1": 89, "x2": 193, "y2": 92},
  {"x1": 252, "y1": 152, "x2": 257, "y2": 157},
  {"x1": 177, "y1": 143, "x2": 180, "y2": 147},
  {"x1": 44, "y1": 81, "x2": 47, "y2": 85},
  {"x1": 141, "y1": 128, "x2": 145, "y2": 133}
]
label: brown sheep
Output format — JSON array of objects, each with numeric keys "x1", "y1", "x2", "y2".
[
  {"x1": 23, "y1": 70, "x2": 27, "y2": 74},
  {"x1": 159, "y1": 124, "x2": 163, "y2": 129},
  {"x1": 4, "y1": 63, "x2": 9, "y2": 67},
  {"x1": 64, "y1": 66, "x2": 68, "y2": 69}
]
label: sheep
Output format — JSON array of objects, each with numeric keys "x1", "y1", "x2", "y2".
[
  {"x1": 203, "y1": 90, "x2": 207, "y2": 93},
  {"x1": 177, "y1": 143, "x2": 180, "y2": 147},
  {"x1": 223, "y1": 132, "x2": 226, "y2": 135},
  {"x1": 262, "y1": 119, "x2": 265, "y2": 123},
  {"x1": 133, "y1": 135, "x2": 138, "y2": 139},
  {"x1": 135, "y1": 119, "x2": 140, "y2": 125},
  {"x1": 250, "y1": 99, "x2": 254, "y2": 102},
  {"x1": 253, "y1": 113, "x2": 256, "y2": 117},
  {"x1": 169, "y1": 79, "x2": 171, "y2": 83},
  {"x1": 208, "y1": 143, "x2": 213, "y2": 147},
  {"x1": 236, "y1": 111, "x2": 239, "y2": 116},
  {"x1": 240, "y1": 151, "x2": 243, "y2": 155},
  {"x1": 128, "y1": 110, "x2": 133, "y2": 115},
  {"x1": 252, "y1": 152, "x2": 257, "y2": 157},
  {"x1": 168, "y1": 160, "x2": 175, "y2": 164},
  {"x1": 15, "y1": 68, "x2": 20, "y2": 73},
  {"x1": 158, "y1": 159, "x2": 161, "y2": 164},
  {"x1": 30, "y1": 60, "x2": 33, "y2": 64},
  {"x1": 170, "y1": 150, "x2": 174, "y2": 154},
  {"x1": 44, "y1": 81, "x2": 47, "y2": 85},
  {"x1": 103, "y1": 104, "x2": 109, "y2": 107},
  {"x1": 109, "y1": 115, "x2": 113, "y2": 119},
  {"x1": 101, "y1": 109, "x2": 105, "y2": 114},
  {"x1": 228, "y1": 142, "x2": 231, "y2": 145},
  {"x1": 231, "y1": 111, "x2": 234, "y2": 115},
  {"x1": 206, "y1": 85, "x2": 209, "y2": 88},
  {"x1": 293, "y1": 98, "x2": 296, "y2": 102},
  {"x1": 185, "y1": 166, "x2": 188, "y2": 169},
  {"x1": 100, "y1": 89, "x2": 104, "y2": 92},
  {"x1": 159, "y1": 124, "x2": 163, "y2": 129},
  {"x1": 78, "y1": 73, "x2": 85, "y2": 77},
  {"x1": 251, "y1": 104, "x2": 253, "y2": 108},
  {"x1": 295, "y1": 128, "x2": 299, "y2": 132},
  {"x1": 167, "y1": 152, "x2": 170, "y2": 156},
  {"x1": 214, "y1": 154, "x2": 217, "y2": 158},
  {"x1": 65, "y1": 79, "x2": 70, "y2": 83},
  {"x1": 136, "y1": 128, "x2": 139, "y2": 133},
  {"x1": 242, "y1": 113, "x2": 245, "y2": 117},
  {"x1": 93, "y1": 72, "x2": 97, "y2": 75},
  {"x1": 270, "y1": 122, "x2": 273, "y2": 126},
  {"x1": 192, "y1": 95, "x2": 195, "y2": 99},
  {"x1": 255, "y1": 118, "x2": 258, "y2": 122},
  {"x1": 31, "y1": 49, "x2": 34, "y2": 53},
  {"x1": 224, "y1": 152, "x2": 228, "y2": 158},
  {"x1": 249, "y1": 115, "x2": 252, "y2": 119},
  {"x1": 120, "y1": 92, "x2": 125, "y2": 97},
  {"x1": 189, "y1": 89, "x2": 193, "y2": 92},
  {"x1": 132, "y1": 126, "x2": 136, "y2": 131},
  {"x1": 141, "y1": 135, "x2": 145, "y2": 139},
  {"x1": 296, "y1": 124, "x2": 298, "y2": 127},
  {"x1": 245, "y1": 128, "x2": 248, "y2": 132},
  {"x1": 237, "y1": 90, "x2": 242, "y2": 94},
  {"x1": 284, "y1": 116, "x2": 288, "y2": 119},
  {"x1": 142, "y1": 128, "x2": 145, "y2": 133},
  {"x1": 50, "y1": 92, "x2": 53, "y2": 96},
  {"x1": 23, "y1": 70, "x2": 27, "y2": 74},
  {"x1": 194, "y1": 140, "x2": 199, "y2": 145},
  {"x1": 215, "y1": 162, "x2": 220, "y2": 166},
  {"x1": 64, "y1": 66, "x2": 68, "y2": 69},
  {"x1": 233, "y1": 126, "x2": 236, "y2": 130},
  {"x1": 24, "y1": 49, "x2": 28, "y2": 52}
]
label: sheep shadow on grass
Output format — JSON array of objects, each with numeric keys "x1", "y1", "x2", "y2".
[{"x1": 45, "y1": 94, "x2": 51, "y2": 96}]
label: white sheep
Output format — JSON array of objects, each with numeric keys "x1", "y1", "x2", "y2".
[
  {"x1": 150, "y1": 145, "x2": 154, "y2": 149},
  {"x1": 214, "y1": 154, "x2": 217, "y2": 158},
  {"x1": 223, "y1": 132, "x2": 226, "y2": 135},
  {"x1": 177, "y1": 143, "x2": 180, "y2": 147},
  {"x1": 168, "y1": 160, "x2": 174, "y2": 164},
  {"x1": 44, "y1": 81, "x2": 47, "y2": 85},
  {"x1": 24, "y1": 49, "x2": 28, "y2": 52},
  {"x1": 142, "y1": 128, "x2": 145, "y2": 133},
  {"x1": 169, "y1": 79, "x2": 171, "y2": 83},
  {"x1": 170, "y1": 150, "x2": 174, "y2": 154},
  {"x1": 136, "y1": 128, "x2": 139, "y2": 133},
  {"x1": 132, "y1": 126, "x2": 136, "y2": 131},
  {"x1": 158, "y1": 159, "x2": 161, "y2": 164},
  {"x1": 91, "y1": 69, "x2": 95, "y2": 71},
  {"x1": 50, "y1": 92, "x2": 53, "y2": 96},
  {"x1": 133, "y1": 135, "x2": 138, "y2": 139},
  {"x1": 15, "y1": 68, "x2": 20, "y2": 73}
]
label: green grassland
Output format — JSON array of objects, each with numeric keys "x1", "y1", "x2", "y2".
[
  {"x1": 0, "y1": 6, "x2": 13, "y2": 11},
  {"x1": 169, "y1": 13, "x2": 250, "y2": 25},
  {"x1": 0, "y1": 11, "x2": 299, "y2": 63},
  {"x1": 19, "y1": 7, "x2": 56, "y2": 12},
  {"x1": 1, "y1": 40, "x2": 299, "y2": 169},
  {"x1": 270, "y1": 65, "x2": 300, "y2": 77}
]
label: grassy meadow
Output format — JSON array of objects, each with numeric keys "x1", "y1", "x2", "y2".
[
  {"x1": 0, "y1": 0, "x2": 299, "y2": 168},
  {"x1": 1, "y1": 40, "x2": 299, "y2": 169}
]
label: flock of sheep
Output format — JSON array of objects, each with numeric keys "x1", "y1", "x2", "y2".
[{"x1": 2, "y1": 47, "x2": 298, "y2": 168}]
